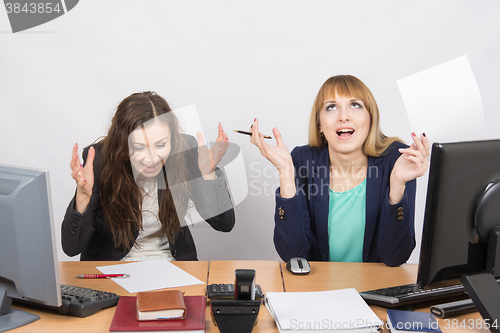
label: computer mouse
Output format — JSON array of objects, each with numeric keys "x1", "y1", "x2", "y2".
[{"x1": 286, "y1": 257, "x2": 311, "y2": 275}]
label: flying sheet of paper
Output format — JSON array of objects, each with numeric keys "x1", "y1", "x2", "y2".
[
  {"x1": 173, "y1": 104, "x2": 205, "y2": 142},
  {"x1": 172, "y1": 104, "x2": 249, "y2": 222},
  {"x1": 397, "y1": 55, "x2": 485, "y2": 143},
  {"x1": 96, "y1": 260, "x2": 204, "y2": 293}
]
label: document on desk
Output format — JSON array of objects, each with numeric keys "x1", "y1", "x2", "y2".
[
  {"x1": 265, "y1": 288, "x2": 381, "y2": 333},
  {"x1": 96, "y1": 260, "x2": 204, "y2": 293}
]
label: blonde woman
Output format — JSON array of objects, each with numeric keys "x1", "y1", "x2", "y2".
[{"x1": 251, "y1": 75, "x2": 429, "y2": 266}]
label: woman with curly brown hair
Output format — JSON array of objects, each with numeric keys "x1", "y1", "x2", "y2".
[
  {"x1": 62, "y1": 92, "x2": 235, "y2": 261},
  {"x1": 250, "y1": 75, "x2": 429, "y2": 266}
]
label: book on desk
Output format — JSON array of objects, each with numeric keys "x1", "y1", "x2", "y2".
[
  {"x1": 386, "y1": 309, "x2": 442, "y2": 333},
  {"x1": 136, "y1": 290, "x2": 186, "y2": 321},
  {"x1": 109, "y1": 295, "x2": 206, "y2": 332}
]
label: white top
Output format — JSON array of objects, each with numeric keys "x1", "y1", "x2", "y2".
[{"x1": 121, "y1": 180, "x2": 175, "y2": 261}]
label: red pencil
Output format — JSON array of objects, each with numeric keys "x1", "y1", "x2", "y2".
[{"x1": 77, "y1": 274, "x2": 130, "y2": 279}]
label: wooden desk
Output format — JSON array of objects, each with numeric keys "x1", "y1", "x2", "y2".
[
  {"x1": 11, "y1": 261, "x2": 490, "y2": 333},
  {"x1": 281, "y1": 262, "x2": 489, "y2": 333},
  {"x1": 11, "y1": 261, "x2": 208, "y2": 333}
]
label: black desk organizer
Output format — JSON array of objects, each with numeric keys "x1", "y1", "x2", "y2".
[{"x1": 210, "y1": 269, "x2": 261, "y2": 333}]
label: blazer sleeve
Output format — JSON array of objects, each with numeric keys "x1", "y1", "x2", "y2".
[
  {"x1": 185, "y1": 136, "x2": 235, "y2": 232},
  {"x1": 61, "y1": 146, "x2": 100, "y2": 257},
  {"x1": 375, "y1": 148, "x2": 416, "y2": 267},
  {"x1": 273, "y1": 147, "x2": 318, "y2": 262}
]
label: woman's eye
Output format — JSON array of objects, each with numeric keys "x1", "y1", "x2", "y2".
[
  {"x1": 156, "y1": 143, "x2": 166, "y2": 148},
  {"x1": 326, "y1": 104, "x2": 337, "y2": 111},
  {"x1": 351, "y1": 102, "x2": 362, "y2": 108},
  {"x1": 134, "y1": 146, "x2": 145, "y2": 151}
]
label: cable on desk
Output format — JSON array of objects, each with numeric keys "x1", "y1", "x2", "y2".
[
  {"x1": 279, "y1": 261, "x2": 286, "y2": 292},
  {"x1": 205, "y1": 261, "x2": 211, "y2": 297}
]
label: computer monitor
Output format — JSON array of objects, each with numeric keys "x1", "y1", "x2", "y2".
[
  {"x1": 416, "y1": 139, "x2": 500, "y2": 325},
  {"x1": 0, "y1": 164, "x2": 61, "y2": 332}
]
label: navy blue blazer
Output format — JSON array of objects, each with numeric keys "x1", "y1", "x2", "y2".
[{"x1": 274, "y1": 142, "x2": 416, "y2": 266}]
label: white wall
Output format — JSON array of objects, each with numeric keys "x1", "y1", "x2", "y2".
[{"x1": 1, "y1": 0, "x2": 499, "y2": 262}]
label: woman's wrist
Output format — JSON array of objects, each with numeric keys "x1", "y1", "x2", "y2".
[
  {"x1": 389, "y1": 175, "x2": 406, "y2": 204},
  {"x1": 279, "y1": 166, "x2": 296, "y2": 198},
  {"x1": 202, "y1": 171, "x2": 217, "y2": 180},
  {"x1": 75, "y1": 193, "x2": 90, "y2": 214}
]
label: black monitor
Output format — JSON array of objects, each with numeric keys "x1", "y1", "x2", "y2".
[
  {"x1": 0, "y1": 164, "x2": 61, "y2": 332},
  {"x1": 416, "y1": 139, "x2": 500, "y2": 327}
]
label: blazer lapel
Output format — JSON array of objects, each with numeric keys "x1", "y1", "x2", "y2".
[
  {"x1": 363, "y1": 155, "x2": 384, "y2": 261},
  {"x1": 312, "y1": 148, "x2": 331, "y2": 260}
]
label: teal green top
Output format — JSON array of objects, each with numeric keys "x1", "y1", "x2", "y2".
[{"x1": 328, "y1": 179, "x2": 366, "y2": 262}]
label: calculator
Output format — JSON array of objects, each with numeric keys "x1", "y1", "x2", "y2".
[{"x1": 207, "y1": 284, "x2": 264, "y2": 300}]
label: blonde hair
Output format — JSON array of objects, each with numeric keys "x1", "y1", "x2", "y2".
[{"x1": 308, "y1": 75, "x2": 403, "y2": 157}]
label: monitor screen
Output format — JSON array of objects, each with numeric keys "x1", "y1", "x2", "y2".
[
  {"x1": 0, "y1": 164, "x2": 61, "y2": 331},
  {"x1": 417, "y1": 139, "x2": 500, "y2": 288}
]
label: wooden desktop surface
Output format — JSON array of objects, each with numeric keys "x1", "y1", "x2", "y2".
[
  {"x1": 282, "y1": 262, "x2": 489, "y2": 333},
  {"x1": 11, "y1": 261, "x2": 489, "y2": 333}
]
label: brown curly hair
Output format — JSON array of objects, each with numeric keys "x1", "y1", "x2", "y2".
[{"x1": 98, "y1": 92, "x2": 190, "y2": 251}]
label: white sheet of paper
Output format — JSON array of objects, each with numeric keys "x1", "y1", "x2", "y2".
[
  {"x1": 96, "y1": 260, "x2": 204, "y2": 293},
  {"x1": 265, "y1": 289, "x2": 381, "y2": 331},
  {"x1": 172, "y1": 104, "x2": 205, "y2": 143},
  {"x1": 397, "y1": 55, "x2": 485, "y2": 143}
]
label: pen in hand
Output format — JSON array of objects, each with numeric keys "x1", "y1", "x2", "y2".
[
  {"x1": 77, "y1": 274, "x2": 130, "y2": 279},
  {"x1": 234, "y1": 130, "x2": 272, "y2": 139}
]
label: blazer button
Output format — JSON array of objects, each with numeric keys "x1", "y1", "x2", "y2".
[
  {"x1": 398, "y1": 211, "x2": 404, "y2": 216},
  {"x1": 222, "y1": 201, "x2": 227, "y2": 206},
  {"x1": 73, "y1": 215, "x2": 80, "y2": 221},
  {"x1": 218, "y1": 182, "x2": 224, "y2": 187},
  {"x1": 70, "y1": 229, "x2": 76, "y2": 235},
  {"x1": 172, "y1": 250, "x2": 178, "y2": 257},
  {"x1": 71, "y1": 222, "x2": 78, "y2": 228},
  {"x1": 397, "y1": 216, "x2": 404, "y2": 221},
  {"x1": 397, "y1": 207, "x2": 403, "y2": 212},
  {"x1": 278, "y1": 207, "x2": 285, "y2": 220}
]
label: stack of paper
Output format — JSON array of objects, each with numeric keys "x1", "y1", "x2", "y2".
[{"x1": 265, "y1": 288, "x2": 381, "y2": 333}]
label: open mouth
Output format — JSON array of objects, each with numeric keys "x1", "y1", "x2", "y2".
[
  {"x1": 141, "y1": 161, "x2": 161, "y2": 173},
  {"x1": 336, "y1": 128, "x2": 355, "y2": 138}
]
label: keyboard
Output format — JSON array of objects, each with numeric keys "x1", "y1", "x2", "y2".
[
  {"x1": 16, "y1": 284, "x2": 120, "y2": 317},
  {"x1": 207, "y1": 283, "x2": 264, "y2": 300},
  {"x1": 58, "y1": 285, "x2": 120, "y2": 317},
  {"x1": 359, "y1": 282, "x2": 467, "y2": 307}
]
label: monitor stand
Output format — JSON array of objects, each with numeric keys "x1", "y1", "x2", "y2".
[
  {"x1": 0, "y1": 286, "x2": 40, "y2": 332},
  {"x1": 461, "y1": 229, "x2": 500, "y2": 333}
]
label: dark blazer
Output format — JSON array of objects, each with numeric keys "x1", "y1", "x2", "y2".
[
  {"x1": 273, "y1": 142, "x2": 416, "y2": 266},
  {"x1": 61, "y1": 135, "x2": 235, "y2": 261}
]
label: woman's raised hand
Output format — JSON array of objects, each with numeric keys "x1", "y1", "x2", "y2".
[
  {"x1": 249, "y1": 119, "x2": 296, "y2": 198},
  {"x1": 70, "y1": 143, "x2": 95, "y2": 213},
  {"x1": 389, "y1": 132, "x2": 430, "y2": 204},
  {"x1": 197, "y1": 123, "x2": 229, "y2": 179},
  {"x1": 249, "y1": 119, "x2": 294, "y2": 173}
]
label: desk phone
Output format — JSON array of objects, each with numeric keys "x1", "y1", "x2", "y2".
[{"x1": 207, "y1": 284, "x2": 264, "y2": 300}]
